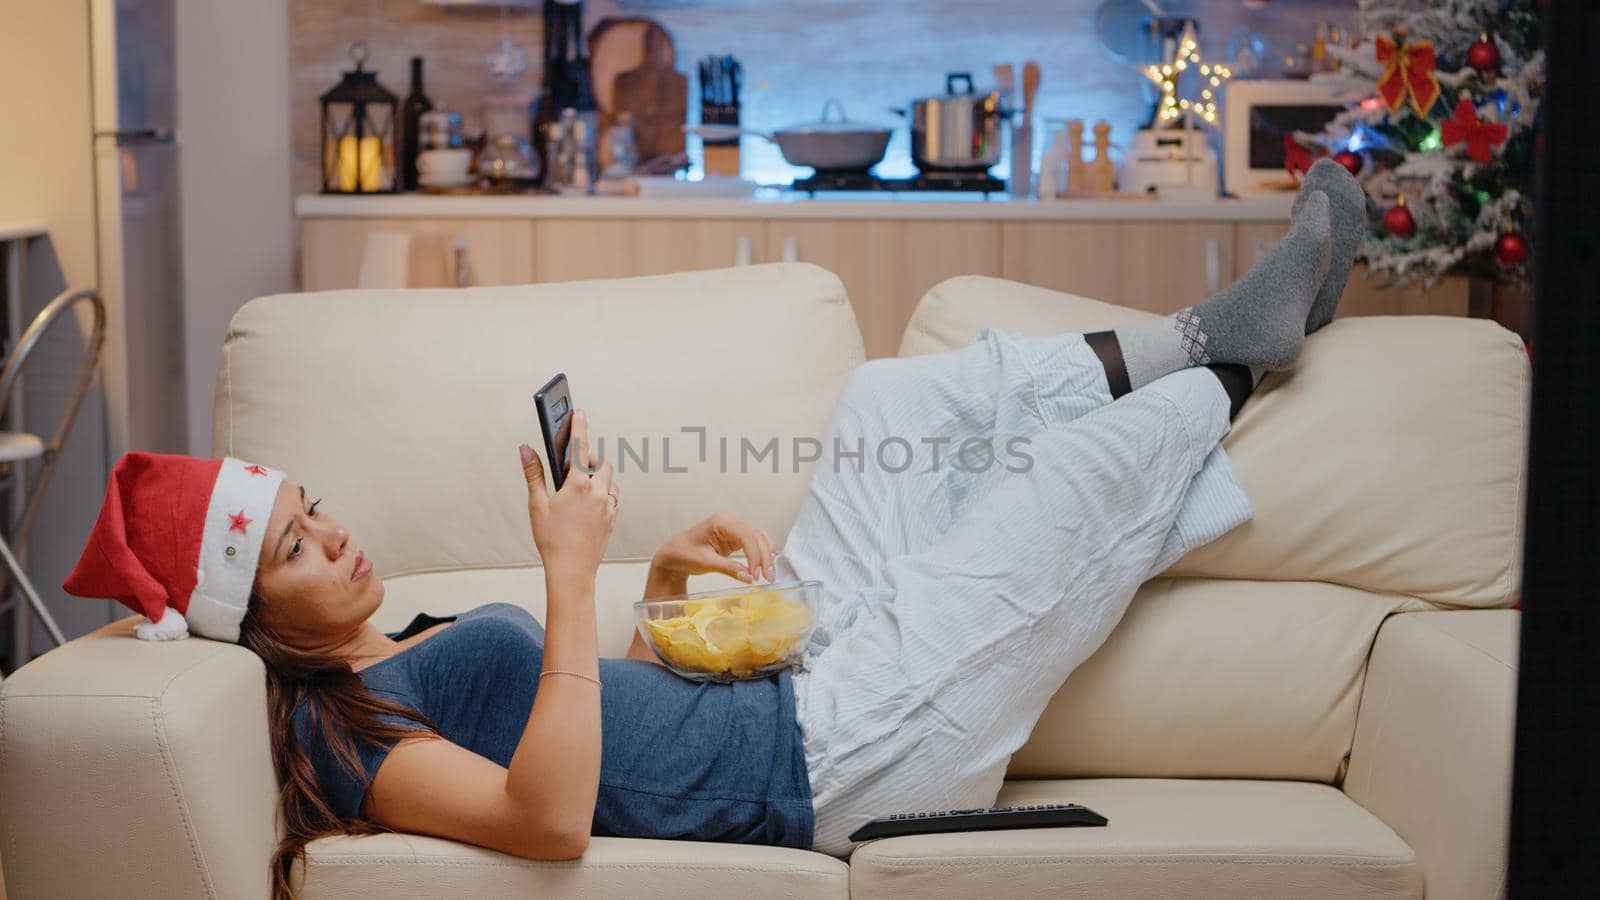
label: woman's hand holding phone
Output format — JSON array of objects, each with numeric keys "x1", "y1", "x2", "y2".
[{"x1": 519, "y1": 409, "x2": 618, "y2": 586}]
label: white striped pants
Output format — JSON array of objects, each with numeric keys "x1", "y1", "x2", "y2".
[{"x1": 781, "y1": 327, "x2": 1253, "y2": 857}]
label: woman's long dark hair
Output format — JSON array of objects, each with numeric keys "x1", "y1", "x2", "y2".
[{"x1": 238, "y1": 591, "x2": 438, "y2": 900}]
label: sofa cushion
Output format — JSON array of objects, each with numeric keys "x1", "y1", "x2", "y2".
[
  {"x1": 214, "y1": 262, "x2": 864, "y2": 579},
  {"x1": 1006, "y1": 578, "x2": 1404, "y2": 783},
  {"x1": 293, "y1": 832, "x2": 849, "y2": 900},
  {"x1": 903, "y1": 276, "x2": 1528, "y2": 609},
  {"x1": 848, "y1": 778, "x2": 1421, "y2": 900}
]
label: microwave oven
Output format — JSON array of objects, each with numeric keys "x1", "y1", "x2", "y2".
[{"x1": 1223, "y1": 79, "x2": 1349, "y2": 195}]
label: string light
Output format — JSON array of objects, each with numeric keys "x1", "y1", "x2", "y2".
[{"x1": 1139, "y1": 22, "x2": 1231, "y2": 125}]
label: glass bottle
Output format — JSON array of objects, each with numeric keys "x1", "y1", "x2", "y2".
[
  {"x1": 401, "y1": 57, "x2": 433, "y2": 191},
  {"x1": 603, "y1": 112, "x2": 638, "y2": 179}
]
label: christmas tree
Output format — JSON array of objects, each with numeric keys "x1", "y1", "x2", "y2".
[{"x1": 1299, "y1": 0, "x2": 1544, "y2": 289}]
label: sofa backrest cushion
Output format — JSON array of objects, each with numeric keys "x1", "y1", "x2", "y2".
[
  {"x1": 212, "y1": 263, "x2": 864, "y2": 583},
  {"x1": 902, "y1": 276, "x2": 1528, "y2": 609}
]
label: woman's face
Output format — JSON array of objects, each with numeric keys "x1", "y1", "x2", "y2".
[{"x1": 251, "y1": 480, "x2": 382, "y2": 646}]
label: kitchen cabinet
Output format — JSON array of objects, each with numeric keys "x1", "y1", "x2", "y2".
[
  {"x1": 768, "y1": 220, "x2": 1001, "y2": 358},
  {"x1": 532, "y1": 219, "x2": 765, "y2": 283},
  {"x1": 301, "y1": 218, "x2": 533, "y2": 291},
  {"x1": 295, "y1": 197, "x2": 1488, "y2": 359},
  {"x1": 1000, "y1": 222, "x2": 1236, "y2": 314},
  {"x1": 1234, "y1": 222, "x2": 1469, "y2": 318}
]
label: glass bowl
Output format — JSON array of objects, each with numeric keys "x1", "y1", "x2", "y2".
[{"x1": 633, "y1": 580, "x2": 821, "y2": 682}]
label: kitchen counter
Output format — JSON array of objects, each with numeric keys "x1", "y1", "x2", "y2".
[{"x1": 295, "y1": 191, "x2": 1295, "y2": 223}]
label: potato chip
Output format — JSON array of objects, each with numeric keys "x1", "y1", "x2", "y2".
[
  {"x1": 748, "y1": 617, "x2": 786, "y2": 655},
  {"x1": 703, "y1": 614, "x2": 749, "y2": 652}
]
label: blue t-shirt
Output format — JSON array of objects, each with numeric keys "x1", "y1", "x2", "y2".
[{"x1": 293, "y1": 602, "x2": 814, "y2": 849}]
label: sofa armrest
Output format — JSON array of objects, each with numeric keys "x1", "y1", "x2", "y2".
[
  {"x1": 1343, "y1": 610, "x2": 1519, "y2": 900},
  {"x1": 1, "y1": 617, "x2": 277, "y2": 899}
]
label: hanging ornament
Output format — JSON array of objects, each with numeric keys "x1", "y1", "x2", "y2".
[
  {"x1": 1283, "y1": 133, "x2": 1326, "y2": 180},
  {"x1": 1384, "y1": 195, "x2": 1416, "y2": 238},
  {"x1": 1496, "y1": 232, "x2": 1529, "y2": 265},
  {"x1": 1375, "y1": 32, "x2": 1441, "y2": 115},
  {"x1": 1441, "y1": 96, "x2": 1509, "y2": 164},
  {"x1": 1332, "y1": 150, "x2": 1362, "y2": 176},
  {"x1": 1466, "y1": 33, "x2": 1502, "y2": 75}
]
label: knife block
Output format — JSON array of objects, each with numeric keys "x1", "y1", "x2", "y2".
[{"x1": 703, "y1": 139, "x2": 741, "y2": 177}]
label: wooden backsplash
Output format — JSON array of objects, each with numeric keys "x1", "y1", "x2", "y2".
[{"x1": 290, "y1": 0, "x2": 1357, "y2": 191}]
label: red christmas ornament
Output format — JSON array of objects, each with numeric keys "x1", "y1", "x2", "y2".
[
  {"x1": 1384, "y1": 196, "x2": 1416, "y2": 238},
  {"x1": 1466, "y1": 33, "x2": 1502, "y2": 74},
  {"x1": 1441, "y1": 96, "x2": 1509, "y2": 164},
  {"x1": 1332, "y1": 150, "x2": 1362, "y2": 176},
  {"x1": 1496, "y1": 232, "x2": 1529, "y2": 265}
]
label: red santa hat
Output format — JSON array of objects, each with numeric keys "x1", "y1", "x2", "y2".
[{"x1": 62, "y1": 451, "x2": 286, "y2": 642}]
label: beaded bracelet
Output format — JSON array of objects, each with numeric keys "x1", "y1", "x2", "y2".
[{"x1": 540, "y1": 669, "x2": 602, "y2": 688}]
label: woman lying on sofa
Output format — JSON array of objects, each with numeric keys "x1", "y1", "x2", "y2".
[{"x1": 62, "y1": 162, "x2": 1364, "y2": 899}]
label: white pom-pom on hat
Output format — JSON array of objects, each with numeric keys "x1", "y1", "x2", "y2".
[{"x1": 133, "y1": 608, "x2": 190, "y2": 641}]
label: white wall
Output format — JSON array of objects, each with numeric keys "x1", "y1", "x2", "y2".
[{"x1": 176, "y1": 0, "x2": 295, "y2": 456}]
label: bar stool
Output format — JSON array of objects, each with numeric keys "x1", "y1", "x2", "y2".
[{"x1": 0, "y1": 289, "x2": 107, "y2": 671}]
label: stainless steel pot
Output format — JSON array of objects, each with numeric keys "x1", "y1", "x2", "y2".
[
  {"x1": 686, "y1": 99, "x2": 892, "y2": 173},
  {"x1": 902, "y1": 72, "x2": 1010, "y2": 172}
]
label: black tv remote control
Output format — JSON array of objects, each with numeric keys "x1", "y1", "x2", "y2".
[{"x1": 847, "y1": 802, "x2": 1107, "y2": 842}]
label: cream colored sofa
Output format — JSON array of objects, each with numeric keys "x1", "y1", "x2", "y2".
[{"x1": 0, "y1": 263, "x2": 1526, "y2": 899}]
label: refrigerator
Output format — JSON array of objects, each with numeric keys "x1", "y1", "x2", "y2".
[{"x1": 92, "y1": 0, "x2": 188, "y2": 459}]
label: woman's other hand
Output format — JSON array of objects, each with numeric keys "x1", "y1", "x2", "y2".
[
  {"x1": 520, "y1": 409, "x2": 617, "y2": 584},
  {"x1": 631, "y1": 514, "x2": 775, "y2": 663},
  {"x1": 646, "y1": 512, "x2": 775, "y2": 599}
]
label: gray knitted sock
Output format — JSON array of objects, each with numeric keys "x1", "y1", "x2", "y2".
[
  {"x1": 1115, "y1": 191, "x2": 1331, "y2": 390},
  {"x1": 1294, "y1": 158, "x2": 1367, "y2": 334}
]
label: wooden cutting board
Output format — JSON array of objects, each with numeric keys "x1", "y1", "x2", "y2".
[
  {"x1": 590, "y1": 17, "x2": 683, "y2": 167},
  {"x1": 609, "y1": 25, "x2": 687, "y2": 164},
  {"x1": 589, "y1": 17, "x2": 671, "y2": 114}
]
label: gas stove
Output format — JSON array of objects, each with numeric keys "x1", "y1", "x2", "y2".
[{"x1": 790, "y1": 170, "x2": 1007, "y2": 197}]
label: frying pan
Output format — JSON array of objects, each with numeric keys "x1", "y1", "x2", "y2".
[{"x1": 687, "y1": 99, "x2": 892, "y2": 173}]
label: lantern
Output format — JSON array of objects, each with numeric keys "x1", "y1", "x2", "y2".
[{"x1": 320, "y1": 42, "x2": 399, "y2": 194}]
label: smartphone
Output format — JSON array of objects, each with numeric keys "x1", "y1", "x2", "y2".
[{"x1": 534, "y1": 373, "x2": 575, "y2": 491}]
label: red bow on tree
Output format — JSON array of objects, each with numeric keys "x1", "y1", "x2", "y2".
[
  {"x1": 1441, "y1": 97, "x2": 1509, "y2": 164},
  {"x1": 1375, "y1": 34, "x2": 1441, "y2": 115},
  {"x1": 1283, "y1": 133, "x2": 1327, "y2": 179}
]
